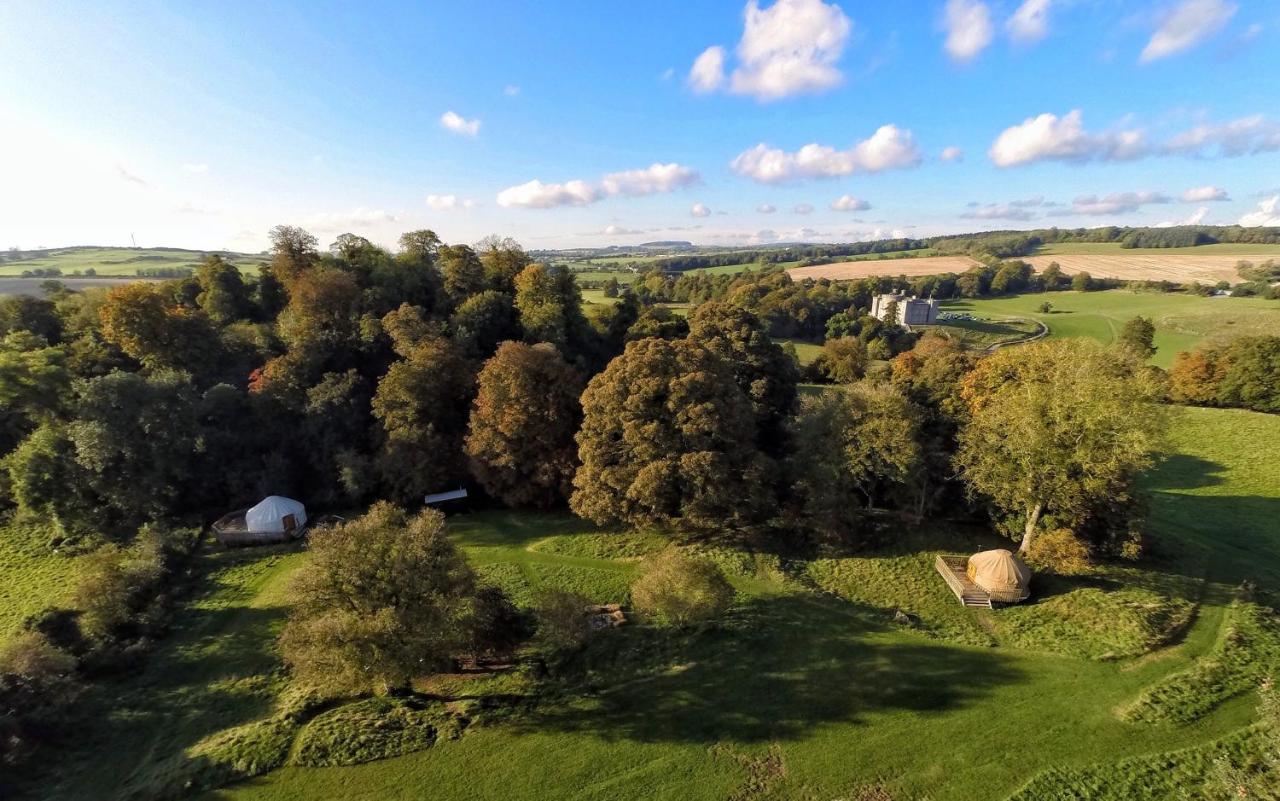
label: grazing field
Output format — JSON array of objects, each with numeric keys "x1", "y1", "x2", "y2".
[
  {"x1": 1021, "y1": 253, "x2": 1272, "y2": 284},
  {"x1": 942, "y1": 290, "x2": 1280, "y2": 367},
  {"x1": 0, "y1": 523, "x2": 83, "y2": 644},
  {"x1": 10, "y1": 407, "x2": 1274, "y2": 801},
  {"x1": 0, "y1": 246, "x2": 269, "y2": 277}
]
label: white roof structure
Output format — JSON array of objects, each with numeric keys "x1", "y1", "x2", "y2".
[
  {"x1": 245, "y1": 496, "x2": 307, "y2": 534},
  {"x1": 424, "y1": 488, "x2": 468, "y2": 505}
]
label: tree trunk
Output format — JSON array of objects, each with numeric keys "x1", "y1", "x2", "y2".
[{"x1": 1020, "y1": 501, "x2": 1044, "y2": 556}]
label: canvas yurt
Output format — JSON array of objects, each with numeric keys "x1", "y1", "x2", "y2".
[
  {"x1": 966, "y1": 549, "x2": 1032, "y2": 603},
  {"x1": 212, "y1": 496, "x2": 308, "y2": 546}
]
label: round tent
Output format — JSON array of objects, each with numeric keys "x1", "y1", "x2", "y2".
[
  {"x1": 966, "y1": 549, "x2": 1032, "y2": 603},
  {"x1": 245, "y1": 496, "x2": 307, "y2": 535}
]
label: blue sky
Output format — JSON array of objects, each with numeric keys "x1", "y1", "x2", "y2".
[{"x1": 1, "y1": 0, "x2": 1278, "y2": 252}]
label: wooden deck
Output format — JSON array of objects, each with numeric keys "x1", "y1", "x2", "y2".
[{"x1": 935, "y1": 555, "x2": 993, "y2": 609}]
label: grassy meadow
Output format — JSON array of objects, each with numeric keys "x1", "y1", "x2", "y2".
[
  {"x1": 942, "y1": 290, "x2": 1280, "y2": 367},
  {"x1": 0, "y1": 246, "x2": 269, "y2": 277},
  {"x1": 6, "y1": 404, "x2": 1277, "y2": 801}
]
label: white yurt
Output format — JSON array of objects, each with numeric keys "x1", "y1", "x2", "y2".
[{"x1": 213, "y1": 496, "x2": 307, "y2": 546}]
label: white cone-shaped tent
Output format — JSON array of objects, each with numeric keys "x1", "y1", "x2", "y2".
[
  {"x1": 245, "y1": 496, "x2": 307, "y2": 534},
  {"x1": 966, "y1": 549, "x2": 1032, "y2": 603}
]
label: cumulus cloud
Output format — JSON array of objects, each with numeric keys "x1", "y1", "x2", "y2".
[
  {"x1": 1064, "y1": 191, "x2": 1171, "y2": 215},
  {"x1": 688, "y1": 46, "x2": 727, "y2": 93},
  {"x1": 988, "y1": 110, "x2": 1147, "y2": 167},
  {"x1": 1006, "y1": 0, "x2": 1053, "y2": 45},
  {"x1": 691, "y1": 202, "x2": 712, "y2": 217},
  {"x1": 1141, "y1": 0, "x2": 1236, "y2": 63},
  {"x1": 497, "y1": 162, "x2": 699, "y2": 209},
  {"x1": 497, "y1": 179, "x2": 600, "y2": 208},
  {"x1": 731, "y1": 124, "x2": 922, "y2": 183},
  {"x1": 601, "y1": 163, "x2": 701, "y2": 197},
  {"x1": 1181, "y1": 185, "x2": 1229, "y2": 202},
  {"x1": 440, "y1": 110, "x2": 481, "y2": 136},
  {"x1": 830, "y1": 194, "x2": 871, "y2": 211},
  {"x1": 943, "y1": 0, "x2": 994, "y2": 62},
  {"x1": 688, "y1": 0, "x2": 852, "y2": 101},
  {"x1": 939, "y1": 146, "x2": 964, "y2": 162},
  {"x1": 181, "y1": 163, "x2": 209, "y2": 174},
  {"x1": 425, "y1": 194, "x2": 476, "y2": 211},
  {"x1": 757, "y1": 203, "x2": 777, "y2": 213},
  {"x1": 1239, "y1": 195, "x2": 1280, "y2": 227},
  {"x1": 1156, "y1": 207, "x2": 1210, "y2": 227},
  {"x1": 1163, "y1": 115, "x2": 1280, "y2": 157},
  {"x1": 603, "y1": 224, "x2": 644, "y2": 236},
  {"x1": 793, "y1": 203, "x2": 814, "y2": 214}
]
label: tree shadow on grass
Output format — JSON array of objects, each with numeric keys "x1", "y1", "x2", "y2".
[{"x1": 520, "y1": 594, "x2": 1022, "y2": 745}]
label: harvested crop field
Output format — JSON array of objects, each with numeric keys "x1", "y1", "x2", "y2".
[
  {"x1": 787, "y1": 252, "x2": 1277, "y2": 284},
  {"x1": 1021, "y1": 254, "x2": 1271, "y2": 284},
  {"x1": 788, "y1": 256, "x2": 980, "y2": 281}
]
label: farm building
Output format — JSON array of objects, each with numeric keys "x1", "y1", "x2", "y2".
[{"x1": 872, "y1": 293, "x2": 939, "y2": 325}]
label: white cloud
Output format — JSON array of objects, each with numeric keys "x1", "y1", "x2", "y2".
[
  {"x1": 691, "y1": 202, "x2": 712, "y2": 217},
  {"x1": 688, "y1": 46, "x2": 727, "y2": 93},
  {"x1": 988, "y1": 110, "x2": 1147, "y2": 167},
  {"x1": 439, "y1": 110, "x2": 481, "y2": 136},
  {"x1": 751, "y1": 228, "x2": 780, "y2": 244},
  {"x1": 600, "y1": 163, "x2": 701, "y2": 197},
  {"x1": 497, "y1": 162, "x2": 698, "y2": 209},
  {"x1": 1007, "y1": 0, "x2": 1053, "y2": 45},
  {"x1": 503, "y1": 85, "x2": 521, "y2": 97},
  {"x1": 757, "y1": 203, "x2": 777, "y2": 213},
  {"x1": 793, "y1": 203, "x2": 814, "y2": 214},
  {"x1": 830, "y1": 194, "x2": 871, "y2": 211},
  {"x1": 181, "y1": 163, "x2": 209, "y2": 174},
  {"x1": 603, "y1": 224, "x2": 644, "y2": 236},
  {"x1": 1181, "y1": 185, "x2": 1229, "y2": 202},
  {"x1": 960, "y1": 196, "x2": 1047, "y2": 221},
  {"x1": 940, "y1": 145, "x2": 965, "y2": 162},
  {"x1": 425, "y1": 194, "x2": 476, "y2": 211},
  {"x1": 304, "y1": 208, "x2": 399, "y2": 232},
  {"x1": 1239, "y1": 195, "x2": 1280, "y2": 227},
  {"x1": 496, "y1": 179, "x2": 600, "y2": 209},
  {"x1": 730, "y1": 124, "x2": 922, "y2": 183},
  {"x1": 1064, "y1": 191, "x2": 1171, "y2": 215},
  {"x1": 1156, "y1": 206, "x2": 1210, "y2": 227},
  {"x1": 116, "y1": 164, "x2": 149, "y2": 187},
  {"x1": 1141, "y1": 0, "x2": 1236, "y2": 62},
  {"x1": 943, "y1": 0, "x2": 994, "y2": 62},
  {"x1": 1163, "y1": 115, "x2": 1280, "y2": 157},
  {"x1": 688, "y1": 0, "x2": 852, "y2": 101}
]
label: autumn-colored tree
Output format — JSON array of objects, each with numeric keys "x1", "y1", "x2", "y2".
[
  {"x1": 98, "y1": 283, "x2": 220, "y2": 373},
  {"x1": 372, "y1": 336, "x2": 475, "y2": 503},
  {"x1": 439, "y1": 244, "x2": 488, "y2": 304},
  {"x1": 631, "y1": 548, "x2": 734, "y2": 627},
  {"x1": 276, "y1": 267, "x2": 364, "y2": 366},
  {"x1": 267, "y1": 225, "x2": 319, "y2": 287},
  {"x1": 465, "y1": 342, "x2": 582, "y2": 508},
  {"x1": 955, "y1": 339, "x2": 1165, "y2": 556},
  {"x1": 279, "y1": 503, "x2": 477, "y2": 695},
  {"x1": 813, "y1": 336, "x2": 867, "y2": 384},
  {"x1": 571, "y1": 337, "x2": 768, "y2": 532}
]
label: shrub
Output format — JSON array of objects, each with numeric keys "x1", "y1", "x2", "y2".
[
  {"x1": 0, "y1": 631, "x2": 81, "y2": 768},
  {"x1": 532, "y1": 588, "x2": 593, "y2": 653},
  {"x1": 1027, "y1": 528, "x2": 1093, "y2": 576},
  {"x1": 631, "y1": 548, "x2": 734, "y2": 627}
]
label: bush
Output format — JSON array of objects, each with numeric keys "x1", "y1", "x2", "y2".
[
  {"x1": 290, "y1": 696, "x2": 464, "y2": 767},
  {"x1": 0, "y1": 631, "x2": 81, "y2": 769},
  {"x1": 1027, "y1": 528, "x2": 1093, "y2": 576},
  {"x1": 631, "y1": 548, "x2": 734, "y2": 627},
  {"x1": 532, "y1": 588, "x2": 593, "y2": 653}
]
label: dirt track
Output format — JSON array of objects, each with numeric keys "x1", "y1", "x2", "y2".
[{"x1": 787, "y1": 253, "x2": 1275, "y2": 284}]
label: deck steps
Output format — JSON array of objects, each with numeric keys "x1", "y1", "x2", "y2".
[{"x1": 935, "y1": 555, "x2": 993, "y2": 609}]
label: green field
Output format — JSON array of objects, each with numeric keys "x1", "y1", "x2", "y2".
[
  {"x1": 0, "y1": 524, "x2": 84, "y2": 643},
  {"x1": 0, "y1": 246, "x2": 269, "y2": 277},
  {"x1": 942, "y1": 290, "x2": 1280, "y2": 367},
  {"x1": 917, "y1": 317, "x2": 1044, "y2": 350},
  {"x1": 1034, "y1": 242, "x2": 1280, "y2": 257},
  {"x1": 778, "y1": 337, "x2": 823, "y2": 365},
  {"x1": 8, "y1": 404, "x2": 1277, "y2": 801}
]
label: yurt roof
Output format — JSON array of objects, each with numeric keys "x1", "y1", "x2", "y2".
[
  {"x1": 245, "y1": 496, "x2": 307, "y2": 534},
  {"x1": 966, "y1": 549, "x2": 1032, "y2": 593}
]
